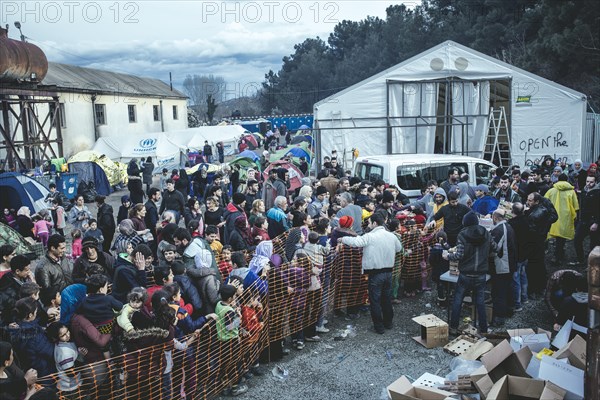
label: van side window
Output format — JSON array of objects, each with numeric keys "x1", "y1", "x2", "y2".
[
  {"x1": 475, "y1": 163, "x2": 494, "y2": 184},
  {"x1": 396, "y1": 162, "x2": 468, "y2": 190},
  {"x1": 355, "y1": 163, "x2": 383, "y2": 182}
]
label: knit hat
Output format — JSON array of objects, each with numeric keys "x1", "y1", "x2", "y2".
[
  {"x1": 474, "y1": 184, "x2": 489, "y2": 193},
  {"x1": 233, "y1": 192, "x2": 246, "y2": 205},
  {"x1": 339, "y1": 215, "x2": 354, "y2": 228},
  {"x1": 82, "y1": 237, "x2": 99, "y2": 250},
  {"x1": 316, "y1": 186, "x2": 328, "y2": 196},
  {"x1": 462, "y1": 211, "x2": 479, "y2": 227},
  {"x1": 120, "y1": 195, "x2": 130, "y2": 204},
  {"x1": 382, "y1": 191, "x2": 395, "y2": 203}
]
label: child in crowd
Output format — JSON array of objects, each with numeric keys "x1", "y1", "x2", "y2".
[
  {"x1": 51, "y1": 198, "x2": 66, "y2": 236},
  {"x1": 46, "y1": 322, "x2": 87, "y2": 397},
  {"x1": 215, "y1": 284, "x2": 248, "y2": 396},
  {"x1": 77, "y1": 274, "x2": 123, "y2": 358},
  {"x1": 233, "y1": 275, "x2": 264, "y2": 378},
  {"x1": 70, "y1": 229, "x2": 83, "y2": 259},
  {"x1": 302, "y1": 232, "x2": 330, "y2": 338},
  {"x1": 19, "y1": 281, "x2": 50, "y2": 326},
  {"x1": 314, "y1": 218, "x2": 331, "y2": 247},
  {"x1": 117, "y1": 196, "x2": 131, "y2": 225},
  {"x1": 251, "y1": 217, "x2": 270, "y2": 244},
  {"x1": 32, "y1": 213, "x2": 52, "y2": 247},
  {"x1": 158, "y1": 244, "x2": 178, "y2": 270},
  {"x1": 428, "y1": 231, "x2": 450, "y2": 302},
  {"x1": 117, "y1": 287, "x2": 147, "y2": 333},
  {"x1": 159, "y1": 168, "x2": 169, "y2": 191},
  {"x1": 287, "y1": 253, "x2": 311, "y2": 350},
  {"x1": 41, "y1": 288, "x2": 61, "y2": 324},
  {"x1": 84, "y1": 219, "x2": 104, "y2": 245},
  {"x1": 218, "y1": 246, "x2": 234, "y2": 281}
]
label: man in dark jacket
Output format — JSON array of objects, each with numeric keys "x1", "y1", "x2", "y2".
[
  {"x1": 524, "y1": 192, "x2": 558, "y2": 296},
  {"x1": 244, "y1": 180, "x2": 260, "y2": 214},
  {"x1": 493, "y1": 175, "x2": 521, "y2": 204},
  {"x1": 429, "y1": 191, "x2": 471, "y2": 246},
  {"x1": 572, "y1": 175, "x2": 600, "y2": 265},
  {"x1": 222, "y1": 193, "x2": 247, "y2": 245},
  {"x1": 0, "y1": 255, "x2": 33, "y2": 325},
  {"x1": 35, "y1": 234, "x2": 73, "y2": 299},
  {"x1": 72, "y1": 237, "x2": 115, "y2": 284},
  {"x1": 508, "y1": 202, "x2": 530, "y2": 311},
  {"x1": 144, "y1": 187, "x2": 161, "y2": 240},
  {"x1": 444, "y1": 211, "x2": 495, "y2": 334},
  {"x1": 112, "y1": 244, "x2": 151, "y2": 303},
  {"x1": 203, "y1": 140, "x2": 213, "y2": 163},
  {"x1": 159, "y1": 179, "x2": 185, "y2": 223},
  {"x1": 95, "y1": 195, "x2": 116, "y2": 253}
]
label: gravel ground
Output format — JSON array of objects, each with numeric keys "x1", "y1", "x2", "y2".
[{"x1": 87, "y1": 185, "x2": 582, "y2": 400}]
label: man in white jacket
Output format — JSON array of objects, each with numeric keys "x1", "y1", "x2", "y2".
[{"x1": 339, "y1": 213, "x2": 404, "y2": 334}]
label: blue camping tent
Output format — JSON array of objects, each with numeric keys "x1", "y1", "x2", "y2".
[
  {"x1": 68, "y1": 161, "x2": 112, "y2": 196},
  {"x1": 0, "y1": 173, "x2": 50, "y2": 213},
  {"x1": 238, "y1": 149, "x2": 260, "y2": 162}
]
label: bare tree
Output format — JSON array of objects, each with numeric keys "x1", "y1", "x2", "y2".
[{"x1": 182, "y1": 74, "x2": 226, "y2": 119}]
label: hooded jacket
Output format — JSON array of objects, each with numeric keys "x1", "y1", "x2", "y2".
[
  {"x1": 414, "y1": 188, "x2": 448, "y2": 228},
  {"x1": 7, "y1": 320, "x2": 56, "y2": 377},
  {"x1": 112, "y1": 256, "x2": 148, "y2": 303},
  {"x1": 187, "y1": 266, "x2": 220, "y2": 315},
  {"x1": 447, "y1": 225, "x2": 493, "y2": 274},
  {"x1": 181, "y1": 237, "x2": 220, "y2": 280},
  {"x1": 222, "y1": 202, "x2": 244, "y2": 245},
  {"x1": 544, "y1": 181, "x2": 579, "y2": 240}
]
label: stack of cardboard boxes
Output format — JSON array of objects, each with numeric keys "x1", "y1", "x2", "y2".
[{"x1": 387, "y1": 316, "x2": 587, "y2": 400}]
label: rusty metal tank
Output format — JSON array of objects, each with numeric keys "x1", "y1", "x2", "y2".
[{"x1": 0, "y1": 26, "x2": 48, "y2": 82}]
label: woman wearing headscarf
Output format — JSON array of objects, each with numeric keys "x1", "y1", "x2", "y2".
[
  {"x1": 111, "y1": 219, "x2": 145, "y2": 257},
  {"x1": 248, "y1": 241, "x2": 273, "y2": 276},
  {"x1": 15, "y1": 206, "x2": 34, "y2": 239},
  {"x1": 284, "y1": 227, "x2": 306, "y2": 262},
  {"x1": 229, "y1": 215, "x2": 256, "y2": 252},
  {"x1": 568, "y1": 159, "x2": 587, "y2": 192}
]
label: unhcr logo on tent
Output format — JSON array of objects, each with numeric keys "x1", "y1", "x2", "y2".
[
  {"x1": 134, "y1": 138, "x2": 157, "y2": 153},
  {"x1": 139, "y1": 138, "x2": 157, "y2": 148}
]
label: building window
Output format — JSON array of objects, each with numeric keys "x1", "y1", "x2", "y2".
[
  {"x1": 128, "y1": 105, "x2": 137, "y2": 123},
  {"x1": 49, "y1": 102, "x2": 67, "y2": 128},
  {"x1": 95, "y1": 104, "x2": 106, "y2": 125},
  {"x1": 172, "y1": 105, "x2": 178, "y2": 120},
  {"x1": 153, "y1": 105, "x2": 161, "y2": 121}
]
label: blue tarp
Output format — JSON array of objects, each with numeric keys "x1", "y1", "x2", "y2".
[{"x1": 237, "y1": 149, "x2": 260, "y2": 161}]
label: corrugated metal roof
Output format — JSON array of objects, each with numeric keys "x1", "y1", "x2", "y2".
[{"x1": 41, "y1": 62, "x2": 187, "y2": 99}]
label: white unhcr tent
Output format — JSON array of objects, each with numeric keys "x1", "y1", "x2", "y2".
[
  {"x1": 93, "y1": 133, "x2": 185, "y2": 173},
  {"x1": 314, "y1": 40, "x2": 588, "y2": 168},
  {"x1": 92, "y1": 125, "x2": 249, "y2": 172}
]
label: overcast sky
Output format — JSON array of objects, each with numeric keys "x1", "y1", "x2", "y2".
[{"x1": 1, "y1": 1, "x2": 419, "y2": 97}]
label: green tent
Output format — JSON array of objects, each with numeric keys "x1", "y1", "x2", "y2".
[
  {"x1": 0, "y1": 222, "x2": 40, "y2": 260},
  {"x1": 229, "y1": 157, "x2": 262, "y2": 182},
  {"x1": 271, "y1": 142, "x2": 314, "y2": 164}
]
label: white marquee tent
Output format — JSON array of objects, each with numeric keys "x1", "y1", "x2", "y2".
[
  {"x1": 92, "y1": 125, "x2": 249, "y2": 172},
  {"x1": 314, "y1": 40, "x2": 588, "y2": 169}
]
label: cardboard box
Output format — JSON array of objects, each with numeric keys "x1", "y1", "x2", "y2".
[
  {"x1": 412, "y1": 314, "x2": 448, "y2": 349},
  {"x1": 538, "y1": 355, "x2": 584, "y2": 399},
  {"x1": 485, "y1": 376, "x2": 566, "y2": 400},
  {"x1": 552, "y1": 335, "x2": 586, "y2": 370},
  {"x1": 387, "y1": 375, "x2": 456, "y2": 400},
  {"x1": 474, "y1": 340, "x2": 532, "y2": 398},
  {"x1": 510, "y1": 333, "x2": 551, "y2": 353}
]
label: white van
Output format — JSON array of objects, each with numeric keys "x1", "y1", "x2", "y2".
[{"x1": 354, "y1": 154, "x2": 496, "y2": 200}]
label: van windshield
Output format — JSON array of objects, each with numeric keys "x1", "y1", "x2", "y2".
[
  {"x1": 355, "y1": 163, "x2": 384, "y2": 182},
  {"x1": 396, "y1": 162, "x2": 468, "y2": 190}
]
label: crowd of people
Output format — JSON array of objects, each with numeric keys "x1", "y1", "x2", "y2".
[{"x1": 0, "y1": 150, "x2": 598, "y2": 399}]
